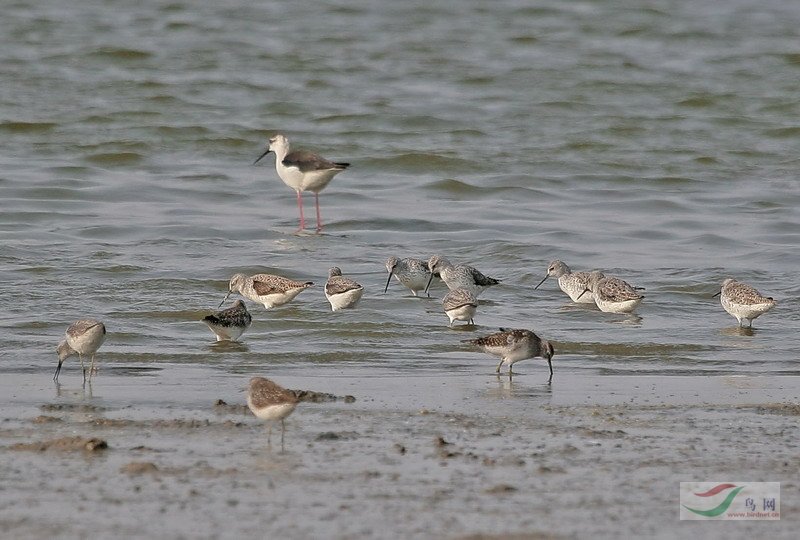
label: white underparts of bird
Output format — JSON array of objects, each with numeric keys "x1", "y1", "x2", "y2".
[
  {"x1": 325, "y1": 267, "x2": 364, "y2": 311},
  {"x1": 424, "y1": 255, "x2": 500, "y2": 297},
  {"x1": 253, "y1": 133, "x2": 349, "y2": 232}
]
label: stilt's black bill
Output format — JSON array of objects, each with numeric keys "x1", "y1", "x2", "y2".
[
  {"x1": 383, "y1": 272, "x2": 393, "y2": 293},
  {"x1": 424, "y1": 274, "x2": 434, "y2": 295}
]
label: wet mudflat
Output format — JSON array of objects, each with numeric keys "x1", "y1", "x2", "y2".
[{"x1": 1, "y1": 368, "x2": 798, "y2": 539}]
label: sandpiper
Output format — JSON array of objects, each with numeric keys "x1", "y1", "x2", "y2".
[
  {"x1": 221, "y1": 273, "x2": 313, "y2": 310},
  {"x1": 247, "y1": 377, "x2": 299, "y2": 447},
  {"x1": 384, "y1": 256, "x2": 432, "y2": 297},
  {"x1": 464, "y1": 328, "x2": 554, "y2": 380},
  {"x1": 325, "y1": 267, "x2": 364, "y2": 311},
  {"x1": 54, "y1": 319, "x2": 107, "y2": 383},
  {"x1": 424, "y1": 255, "x2": 500, "y2": 297},
  {"x1": 713, "y1": 278, "x2": 776, "y2": 327},
  {"x1": 254, "y1": 134, "x2": 349, "y2": 233},
  {"x1": 578, "y1": 271, "x2": 643, "y2": 313},
  {"x1": 534, "y1": 260, "x2": 596, "y2": 304},
  {"x1": 203, "y1": 300, "x2": 252, "y2": 342},
  {"x1": 442, "y1": 287, "x2": 478, "y2": 327}
]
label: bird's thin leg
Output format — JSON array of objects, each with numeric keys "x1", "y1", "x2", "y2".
[
  {"x1": 495, "y1": 359, "x2": 503, "y2": 373},
  {"x1": 314, "y1": 192, "x2": 323, "y2": 233},
  {"x1": 267, "y1": 423, "x2": 273, "y2": 447},
  {"x1": 296, "y1": 191, "x2": 305, "y2": 231},
  {"x1": 89, "y1": 354, "x2": 96, "y2": 378},
  {"x1": 280, "y1": 419, "x2": 286, "y2": 451},
  {"x1": 79, "y1": 354, "x2": 86, "y2": 383}
]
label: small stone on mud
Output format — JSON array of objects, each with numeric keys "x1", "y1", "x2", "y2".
[
  {"x1": 120, "y1": 461, "x2": 159, "y2": 475},
  {"x1": 537, "y1": 464, "x2": 566, "y2": 474},
  {"x1": 213, "y1": 399, "x2": 250, "y2": 415},
  {"x1": 316, "y1": 432, "x2": 340, "y2": 441},
  {"x1": 84, "y1": 438, "x2": 107, "y2": 451},
  {"x1": 393, "y1": 443, "x2": 406, "y2": 455},
  {"x1": 291, "y1": 390, "x2": 357, "y2": 404},
  {"x1": 92, "y1": 418, "x2": 131, "y2": 427},
  {"x1": 130, "y1": 445, "x2": 158, "y2": 452},
  {"x1": 31, "y1": 415, "x2": 62, "y2": 424},
  {"x1": 434, "y1": 436, "x2": 450, "y2": 447},
  {"x1": 39, "y1": 403, "x2": 105, "y2": 413},
  {"x1": 10, "y1": 436, "x2": 108, "y2": 453},
  {"x1": 754, "y1": 403, "x2": 800, "y2": 416},
  {"x1": 484, "y1": 484, "x2": 517, "y2": 494}
]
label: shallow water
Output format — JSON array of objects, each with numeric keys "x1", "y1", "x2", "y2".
[{"x1": 1, "y1": 0, "x2": 799, "y2": 537}]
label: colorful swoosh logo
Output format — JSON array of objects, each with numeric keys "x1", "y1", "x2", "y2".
[
  {"x1": 683, "y1": 484, "x2": 745, "y2": 517},
  {"x1": 694, "y1": 483, "x2": 737, "y2": 497}
]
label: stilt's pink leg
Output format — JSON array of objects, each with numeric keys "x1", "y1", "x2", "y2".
[
  {"x1": 314, "y1": 193, "x2": 323, "y2": 233},
  {"x1": 296, "y1": 190, "x2": 305, "y2": 231}
]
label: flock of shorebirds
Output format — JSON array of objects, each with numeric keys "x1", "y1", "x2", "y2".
[{"x1": 53, "y1": 134, "x2": 779, "y2": 445}]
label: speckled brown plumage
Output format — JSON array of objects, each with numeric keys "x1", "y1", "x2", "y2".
[
  {"x1": 465, "y1": 328, "x2": 554, "y2": 379},
  {"x1": 251, "y1": 275, "x2": 313, "y2": 296},
  {"x1": 325, "y1": 267, "x2": 363, "y2": 296},
  {"x1": 590, "y1": 273, "x2": 642, "y2": 303},
  {"x1": 442, "y1": 288, "x2": 478, "y2": 311},
  {"x1": 717, "y1": 278, "x2": 777, "y2": 327},
  {"x1": 442, "y1": 287, "x2": 478, "y2": 326},
  {"x1": 65, "y1": 319, "x2": 105, "y2": 340},
  {"x1": 535, "y1": 260, "x2": 598, "y2": 304},
  {"x1": 384, "y1": 256, "x2": 431, "y2": 296},
  {"x1": 222, "y1": 272, "x2": 313, "y2": 310},
  {"x1": 204, "y1": 300, "x2": 252, "y2": 328},
  {"x1": 203, "y1": 300, "x2": 252, "y2": 341},
  {"x1": 247, "y1": 377, "x2": 299, "y2": 409},
  {"x1": 55, "y1": 319, "x2": 107, "y2": 383},
  {"x1": 720, "y1": 279, "x2": 774, "y2": 306},
  {"x1": 247, "y1": 377, "x2": 299, "y2": 447},
  {"x1": 581, "y1": 271, "x2": 643, "y2": 313},
  {"x1": 324, "y1": 267, "x2": 364, "y2": 311},
  {"x1": 425, "y1": 255, "x2": 500, "y2": 297}
]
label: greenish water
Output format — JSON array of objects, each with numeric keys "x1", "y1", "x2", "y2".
[{"x1": 2, "y1": 0, "x2": 798, "y2": 378}]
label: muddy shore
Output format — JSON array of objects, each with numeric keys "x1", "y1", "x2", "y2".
[{"x1": 1, "y1": 368, "x2": 798, "y2": 539}]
